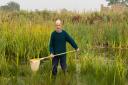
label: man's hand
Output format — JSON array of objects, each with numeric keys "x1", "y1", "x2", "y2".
[
  {"x1": 50, "y1": 53, "x2": 54, "y2": 58},
  {"x1": 76, "y1": 48, "x2": 80, "y2": 52}
]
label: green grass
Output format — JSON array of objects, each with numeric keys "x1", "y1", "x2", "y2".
[{"x1": 0, "y1": 11, "x2": 128, "y2": 85}]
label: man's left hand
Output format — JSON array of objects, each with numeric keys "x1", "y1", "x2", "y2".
[{"x1": 76, "y1": 48, "x2": 80, "y2": 52}]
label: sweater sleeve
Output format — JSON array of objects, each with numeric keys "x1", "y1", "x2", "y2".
[
  {"x1": 65, "y1": 31, "x2": 78, "y2": 49},
  {"x1": 49, "y1": 32, "x2": 54, "y2": 54}
]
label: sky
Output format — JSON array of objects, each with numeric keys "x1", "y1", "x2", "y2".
[{"x1": 0, "y1": 0, "x2": 108, "y2": 12}]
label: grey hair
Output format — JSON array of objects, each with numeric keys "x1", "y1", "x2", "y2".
[{"x1": 55, "y1": 19, "x2": 64, "y2": 24}]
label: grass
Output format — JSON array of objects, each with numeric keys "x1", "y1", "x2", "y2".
[{"x1": 0, "y1": 10, "x2": 128, "y2": 85}]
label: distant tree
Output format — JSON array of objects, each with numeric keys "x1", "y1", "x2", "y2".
[
  {"x1": 61, "y1": 8, "x2": 68, "y2": 13},
  {"x1": 7, "y1": 1, "x2": 20, "y2": 11},
  {"x1": 0, "y1": 5, "x2": 10, "y2": 11},
  {"x1": 0, "y1": 1, "x2": 20, "y2": 11},
  {"x1": 106, "y1": 0, "x2": 128, "y2": 6}
]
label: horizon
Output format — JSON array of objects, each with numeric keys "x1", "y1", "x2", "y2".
[{"x1": 0, "y1": 0, "x2": 108, "y2": 12}]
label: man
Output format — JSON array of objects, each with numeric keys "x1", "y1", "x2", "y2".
[{"x1": 49, "y1": 19, "x2": 79, "y2": 77}]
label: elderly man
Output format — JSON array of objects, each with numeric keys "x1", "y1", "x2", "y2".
[{"x1": 49, "y1": 19, "x2": 79, "y2": 77}]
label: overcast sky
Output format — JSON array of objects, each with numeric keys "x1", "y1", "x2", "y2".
[{"x1": 0, "y1": 0, "x2": 108, "y2": 12}]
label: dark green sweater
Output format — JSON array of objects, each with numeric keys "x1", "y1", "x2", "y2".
[{"x1": 49, "y1": 30, "x2": 78, "y2": 54}]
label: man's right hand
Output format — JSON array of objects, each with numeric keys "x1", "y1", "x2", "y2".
[{"x1": 50, "y1": 53, "x2": 54, "y2": 58}]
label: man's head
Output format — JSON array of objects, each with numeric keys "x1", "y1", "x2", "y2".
[{"x1": 55, "y1": 19, "x2": 62, "y2": 32}]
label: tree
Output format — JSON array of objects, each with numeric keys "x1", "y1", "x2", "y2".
[
  {"x1": 106, "y1": 0, "x2": 128, "y2": 6},
  {"x1": 7, "y1": 1, "x2": 20, "y2": 11},
  {"x1": 0, "y1": 1, "x2": 20, "y2": 11},
  {"x1": 0, "y1": 5, "x2": 10, "y2": 11}
]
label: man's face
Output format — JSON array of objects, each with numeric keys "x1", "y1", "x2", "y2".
[{"x1": 55, "y1": 21, "x2": 62, "y2": 32}]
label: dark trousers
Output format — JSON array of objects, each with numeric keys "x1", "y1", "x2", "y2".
[{"x1": 52, "y1": 55, "x2": 67, "y2": 76}]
